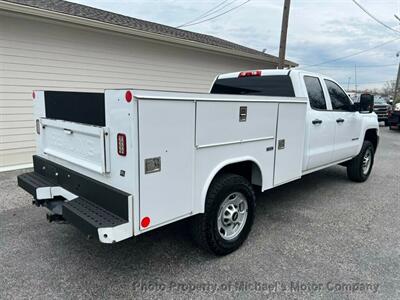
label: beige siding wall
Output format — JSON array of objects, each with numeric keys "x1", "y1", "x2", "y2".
[{"x1": 0, "y1": 12, "x2": 274, "y2": 170}]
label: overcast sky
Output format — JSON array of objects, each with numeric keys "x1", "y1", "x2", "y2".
[{"x1": 73, "y1": 0, "x2": 400, "y2": 91}]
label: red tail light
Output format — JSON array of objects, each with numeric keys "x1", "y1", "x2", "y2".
[
  {"x1": 117, "y1": 133, "x2": 127, "y2": 156},
  {"x1": 239, "y1": 70, "x2": 262, "y2": 77},
  {"x1": 125, "y1": 91, "x2": 133, "y2": 102}
]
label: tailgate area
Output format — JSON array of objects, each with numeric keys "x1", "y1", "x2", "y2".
[
  {"x1": 35, "y1": 91, "x2": 111, "y2": 174},
  {"x1": 18, "y1": 156, "x2": 132, "y2": 243},
  {"x1": 39, "y1": 118, "x2": 110, "y2": 174}
]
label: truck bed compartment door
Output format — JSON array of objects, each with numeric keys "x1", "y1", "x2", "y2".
[
  {"x1": 39, "y1": 118, "x2": 110, "y2": 174},
  {"x1": 138, "y1": 100, "x2": 195, "y2": 230}
]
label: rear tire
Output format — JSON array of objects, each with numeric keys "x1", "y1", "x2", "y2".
[
  {"x1": 347, "y1": 140, "x2": 374, "y2": 182},
  {"x1": 384, "y1": 120, "x2": 389, "y2": 127},
  {"x1": 191, "y1": 173, "x2": 255, "y2": 256}
]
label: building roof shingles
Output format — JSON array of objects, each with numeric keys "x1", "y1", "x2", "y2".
[{"x1": 2, "y1": 0, "x2": 296, "y2": 65}]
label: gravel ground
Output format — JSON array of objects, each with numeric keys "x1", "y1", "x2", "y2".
[{"x1": 0, "y1": 127, "x2": 399, "y2": 299}]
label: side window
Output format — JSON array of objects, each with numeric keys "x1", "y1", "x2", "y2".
[
  {"x1": 304, "y1": 76, "x2": 327, "y2": 110},
  {"x1": 324, "y1": 79, "x2": 352, "y2": 111}
]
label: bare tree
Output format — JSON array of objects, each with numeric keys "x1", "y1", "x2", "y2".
[{"x1": 382, "y1": 80, "x2": 396, "y2": 98}]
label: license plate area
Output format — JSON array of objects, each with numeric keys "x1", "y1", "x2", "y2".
[{"x1": 40, "y1": 118, "x2": 110, "y2": 174}]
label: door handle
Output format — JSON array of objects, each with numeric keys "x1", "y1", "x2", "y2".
[
  {"x1": 312, "y1": 119, "x2": 323, "y2": 125},
  {"x1": 336, "y1": 118, "x2": 345, "y2": 123}
]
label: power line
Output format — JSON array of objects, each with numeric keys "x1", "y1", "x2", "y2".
[
  {"x1": 305, "y1": 63, "x2": 398, "y2": 70},
  {"x1": 339, "y1": 80, "x2": 392, "y2": 85},
  {"x1": 177, "y1": 0, "x2": 237, "y2": 28},
  {"x1": 179, "y1": 0, "x2": 250, "y2": 28},
  {"x1": 331, "y1": 63, "x2": 397, "y2": 68},
  {"x1": 177, "y1": 0, "x2": 232, "y2": 28},
  {"x1": 178, "y1": 0, "x2": 251, "y2": 28},
  {"x1": 352, "y1": 0, "x2": 400, "y2": 35},
  {"x1": 302, "y1": 37, "x2": 400, "y2": 67}
]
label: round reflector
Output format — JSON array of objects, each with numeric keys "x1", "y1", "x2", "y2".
[
  {"x1": 141, "y1": 217, "x2": 150, "y2": 228},
  {"x1": 125, "y1": 91, "x2": 133, "y2": 102}
]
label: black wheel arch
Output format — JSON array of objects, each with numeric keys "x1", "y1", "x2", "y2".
[
  {"x1": 213, "y1": 160, "x2": 263, "y2": 188},
  {"x1": 363, "y1": 128, "x2": 378, "y2": 151}
]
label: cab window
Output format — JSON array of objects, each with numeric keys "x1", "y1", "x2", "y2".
[
  {"x1": 304, "y1": 76, "x2": 327, "y2": 110},
  {"x1": 211, "y1": 75, "x2": 295, "y2": 97},
  {"x1": 324, "y1": 79, "x2": 353, "y2": 111}
]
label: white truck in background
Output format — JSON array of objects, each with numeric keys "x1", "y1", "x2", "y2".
[{"x1": 18, "y1": 69, "x2": 379, "y2": 255}]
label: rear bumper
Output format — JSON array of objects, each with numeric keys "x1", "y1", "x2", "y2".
[{"x1": 17, "y1": 155, "x2": 132, "y2": 243}]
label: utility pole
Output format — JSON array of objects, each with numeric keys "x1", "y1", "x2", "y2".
[
  {"x1": 394, "y1": 62, "x2": 400, "y2": 104},
  {"x1": 354, "y1": 64, "x2": 358, "y2": 95},
  {"x1": 278, "y1": 0, "x2": 291, "y2": 69}
]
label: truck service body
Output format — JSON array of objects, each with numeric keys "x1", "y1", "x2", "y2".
[{"x1": 18, "y1": 69, "x2": 379, "y2": 255}]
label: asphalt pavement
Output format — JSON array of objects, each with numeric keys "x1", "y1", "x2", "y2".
[{"x1": 0, "y1": 127, "x2": 399, "y2": 299}]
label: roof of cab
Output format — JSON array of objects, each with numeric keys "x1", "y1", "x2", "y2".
[
  {"x1": 216, "y1": 68, "x2": 330, "y2": 80},
  {"x1": 217, "y1": 69, "x2": 289, "y2": 79}
]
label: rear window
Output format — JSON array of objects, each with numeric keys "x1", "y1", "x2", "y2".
[{"x1": 210, "y1": 75, "x2": 295, "y2": 97}]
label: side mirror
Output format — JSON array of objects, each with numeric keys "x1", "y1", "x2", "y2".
[{"x1": 359, "y1": 93, "x2": 374, "y2": 113}]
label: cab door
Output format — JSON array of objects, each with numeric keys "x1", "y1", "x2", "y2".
[
  {"x1": 323, "y1": 79, "x2": 361, "y2": 161},
  {"x1": 303, "y1": 75, "x2": 336, "y2": 170}
]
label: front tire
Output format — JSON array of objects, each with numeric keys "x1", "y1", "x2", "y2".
[
  {"x1": 347, "y1": 140, "x2": 374, "y2": 182},
  {"x1": 191, "y1": 173, "x2": 255, "y2": 256}
]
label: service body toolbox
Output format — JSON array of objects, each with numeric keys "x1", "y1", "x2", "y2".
[
  {"x1": 18, "y1": 69, "x2": 378, "y2": 255},
  {"x1": 19, "y1": 88, "x2": 307, "y2": 245}
]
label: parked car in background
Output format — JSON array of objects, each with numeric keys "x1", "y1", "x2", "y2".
[
  {"x1": 388, "y1": 102, "x2": 400, "y2": 130},
  {"x1": 373, "y1": 96, "x2": 391, "y2": 126}
]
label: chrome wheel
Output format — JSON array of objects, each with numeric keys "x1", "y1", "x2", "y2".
[
  {"x1": 217, "y1": 192, "x2": 248, "y2": 241},
  {"x1": 362, "y1": 148, "x2": 372, "y2": 175}
]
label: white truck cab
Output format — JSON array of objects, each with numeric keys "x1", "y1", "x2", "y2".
[
  {"x1": 18, "y1": 69, "x2": 379, "y2": 255},
  {"x1": 211, "y1": 69, "x2": 379, "y2": 174}
]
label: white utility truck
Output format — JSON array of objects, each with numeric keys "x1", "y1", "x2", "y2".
[{"x1": 18, "y1": 69, "x2": 379, "y2": 255}]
